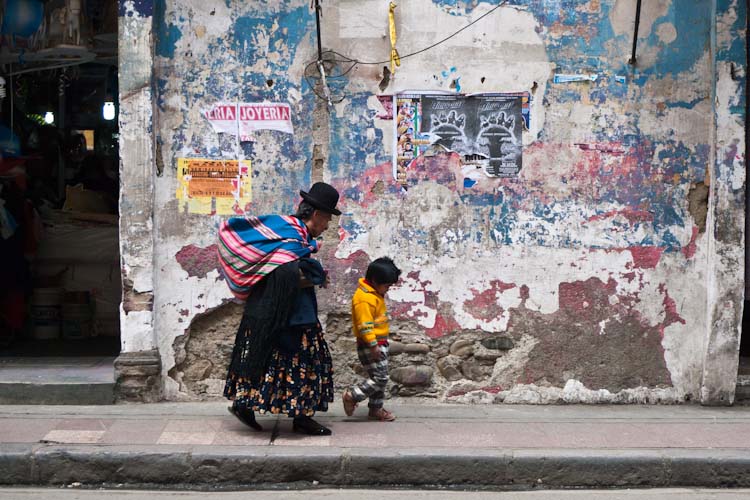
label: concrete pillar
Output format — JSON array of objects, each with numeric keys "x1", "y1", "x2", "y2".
[
  {"x1": 114, "y1": 0, "x2": 161, "y2": 402},
  {"x1": 701, "y1": 0, "x2": 747, "y2": 405}
]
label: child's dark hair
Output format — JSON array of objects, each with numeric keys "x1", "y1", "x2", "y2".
[{"x1": 366, "y1": 257, "x2": 401, "y2": 285}]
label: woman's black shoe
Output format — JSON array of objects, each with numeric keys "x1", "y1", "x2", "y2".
[
  {"x1": 292, "y1": 416, "x2": 332, "y2": 436},
  {"x1": 228, "y1": 403, "x2": 263, "y2": 431}
]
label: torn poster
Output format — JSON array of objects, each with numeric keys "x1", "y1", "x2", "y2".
[
  {"x1": 553, "y1": 73, "x2": 598, "y2": 83},
  {"x1": 202, "y1": 102, "x2": 294, "y2": 142},
  {"x1": 393, "y1": 94, "x2": 432, "y2": 189},
  {"x1": 176, "y1": 158, "x2": 252, "y2": 215},
  {"x1": 493, "y1": 91, "x2": 531, "y2": 130},
  {"x1": 376, "y1": 95, "x2": 394, "y2": 120},
  {"x1": 420, "y1": 94, "x2": 523, "y2": 177}
]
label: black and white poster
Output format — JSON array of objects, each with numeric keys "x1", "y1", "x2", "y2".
[{"x1": 419, "y1": 94, "x2": 523, "y2": 177}]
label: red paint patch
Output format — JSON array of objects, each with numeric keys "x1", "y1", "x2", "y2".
[
  {"x1": 385, "y1": 270, "x2": 460, "y2": 338},
  {"x1": 628, "y1": 246, "x2": 663, "y2": 269},
  {"x1": 175, "y1": 244, "x2": 220, "y2": 279},
  {"x1": 446, "y1": 388, "x2": 468, "y2": 397},
  {"x1": 575, "y1": 142, "x2": 625, "y2": 155},
  {"x1": 426, "y1": 313, "x2": 461, "y2": 339},
  {"x1": 316, "y1": 247, "x2": 372, "y2": 309},
  {"x1": 658, "y1": 284, "x2": 686, "y2": 337},
  {"x1": 558, "y1": 277, "x2": 617, "y2": 316},
  {"x1": 463, "y1": 280, "x2": 516, "y2": 322},
  {"x1": 681, "y1": 226, "x2": 699, "y2": 259},
  {"x1": 479, "y1": 385, "x2": 503, "y2": 394},
  {"x1": 586, "y1": 209, "x2": 654, "y2": 225},
  {"x1": 622, "y1": 272, "x2": 636, "y2": 283}
]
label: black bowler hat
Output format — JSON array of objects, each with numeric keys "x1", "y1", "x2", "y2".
[{"x1": 300, "y1": 182, "x2": 341, "y2": 215}]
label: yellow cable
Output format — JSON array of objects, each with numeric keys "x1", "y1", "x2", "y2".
[{"x1": 389, "y1": 2, "x2": 401, "y2": 74}]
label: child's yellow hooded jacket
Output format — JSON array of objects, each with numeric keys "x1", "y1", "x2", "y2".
[{"x1": 351, "y1": 278, "x2": 390, "y2": 346}]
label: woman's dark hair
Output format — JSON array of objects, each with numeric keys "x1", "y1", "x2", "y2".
[
  {"x1": 366, "y1": 257, "x2": 401, "y2": 285},
  {"x1": 294, "y1": 200, "x2": 316, "y2": 220}
]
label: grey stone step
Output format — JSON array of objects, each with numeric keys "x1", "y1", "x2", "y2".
[
  {"x1": 0, "y1": 382, "x2": 114, "y2": 405},
  {"x1": 0, "y1": 357, "x2": 115, "y2": 405},
  {"x1": 2, "y1": 445, "x2": 750, "y2": 489},
  {"x1": 736, "y1": 375, "x2": 750, "y2": 401}
]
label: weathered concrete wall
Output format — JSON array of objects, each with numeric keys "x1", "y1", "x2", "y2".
[
  {"x1": 132, "y1": 0, "x2": 746, "y2": 404},
  {"x1": 116, "y1": 0, "x2": 161, "y2": 402},
  {"x1": 700, "y1": 0, "x2": 747, "y2": 405}
]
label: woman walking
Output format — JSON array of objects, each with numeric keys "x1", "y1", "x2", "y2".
[{"x1": 218, "y1": 182, "x2": 341, "y2": 436}]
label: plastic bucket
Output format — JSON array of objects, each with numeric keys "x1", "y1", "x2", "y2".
[{"x1": 30, "y1": 288, "x2": 63, "y2": 339}]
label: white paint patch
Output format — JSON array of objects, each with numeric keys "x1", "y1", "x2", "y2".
[
  {"x1": 716, "y1": 64, "x2": 746, "y2": 191},
  {"x1": 120, "y1": 308, "x2": 155, "y2": 352},
  {"x1": 598, "y1": 319, "x2": 608, "y2": 335},
  {"x1": 338, "y1": 0, "x2": 388, "y2": 38},
  {"x1": 656, "y1": 22, "x2": 678, "y2": 44}
]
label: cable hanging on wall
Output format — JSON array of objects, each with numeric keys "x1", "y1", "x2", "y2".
[
  {"x1": 304, "y1": 1, "x2": 507, "y2": 104},
  {"x1": 628, "y1": 0, "x2": 642, "y2": 65}
]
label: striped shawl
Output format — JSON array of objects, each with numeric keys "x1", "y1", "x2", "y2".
[{"x1": 218, "y1": 215, "x2": 318, "y2": 299}]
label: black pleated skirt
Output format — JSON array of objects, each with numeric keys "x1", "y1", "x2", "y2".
[{"x1": 223, "y1": 323, "x2": 334, "y2": 418}]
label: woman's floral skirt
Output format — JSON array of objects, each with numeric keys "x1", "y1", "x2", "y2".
[{"x1": 224, "y1": 323, "x2": 334, "y2": 418}]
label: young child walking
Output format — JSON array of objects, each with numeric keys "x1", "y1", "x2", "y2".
[{"x1": 343, "y1": 257, "x2": 401, "y2": 421}]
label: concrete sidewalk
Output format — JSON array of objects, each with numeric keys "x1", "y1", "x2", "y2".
[{"x1": 2, "y1": 400, "x2": 750, "y2": 489}]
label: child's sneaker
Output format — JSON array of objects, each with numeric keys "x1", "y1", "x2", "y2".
[{"x1": 368, "y1": 407, "x2": 396, "y2": 421}]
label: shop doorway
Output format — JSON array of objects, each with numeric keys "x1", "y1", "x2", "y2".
[{"x1": 0, "y1": 0, "x2": 120, "y2": 403}]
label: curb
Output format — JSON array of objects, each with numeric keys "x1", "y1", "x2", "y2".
[{"x1": 2, "y1": 445, "x2": 750, "y2": 489}]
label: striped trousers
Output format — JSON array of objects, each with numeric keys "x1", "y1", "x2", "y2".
[{"x1": 350, "y1": 343, "x2": 389, "y2": 409}]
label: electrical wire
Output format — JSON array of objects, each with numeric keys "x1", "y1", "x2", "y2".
[
  {"x1": 305, "y1": 1, "x2": 507, "y2": 102},
  {"x1": 331, "y1": 0, "x2": 507, "y2": 66}
]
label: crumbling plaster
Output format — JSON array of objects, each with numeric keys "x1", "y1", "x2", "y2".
[{"x1": 132, "y1": 0, "x2": 746, "y2": 403}]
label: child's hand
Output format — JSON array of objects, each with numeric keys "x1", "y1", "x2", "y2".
[{"x1": 369, "y1": 345, "x2": 382, "y2": 361}]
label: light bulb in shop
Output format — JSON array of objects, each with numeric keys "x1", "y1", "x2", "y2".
[
  {"x1": 44, "y1": 111, "x2": 54, "y2": 124},
  {"x1": 102, "y1": 101, "x2": 116, "y2": 121}
]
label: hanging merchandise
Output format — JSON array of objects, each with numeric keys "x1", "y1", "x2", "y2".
[
  {"x1": 102, "y1": 101, "x2": 115, "y2": 120},
  {"x1": 1, "y1": 0, "x2": 44, "y2": 39},
  {"x1": 388, "y1": 2, "x2": 400, "y2": 75},
  {"x1": 0, "y1": 194, "x2": 19, "y2": 240}
]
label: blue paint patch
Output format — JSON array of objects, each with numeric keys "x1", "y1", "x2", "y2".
[
  {"x1": 659, "y1": 230, "x2": 682, "y2": 252},
  {"x1": 157, "y1": 24, "x2": 182, "y2": 58},
  {"x1": 119, "y1": 0, "x2": 154, "y2": 17},
  {"x1": 232, "y1": 6, "x2": 311, "y2": 67},
  {"x1": 648, "y1": 13, "x2": 711, "y2": 77},
  {"x1": 666, "y1": 98, "x2": 706, "y2": 110},
  {"x1": 328, "y1": 94, "x2": 389, "y2": 181},
  {"x1": 453, "y1": 76, "x2": 462, "y2": 92},
  {"x1": 156, "y1": 78, "x2": 168, "y2": 111},
  {"x1": 154, "y1": 0, "x2": 181, "y2": 58}
]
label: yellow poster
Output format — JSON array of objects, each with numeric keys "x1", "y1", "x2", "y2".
[{"x1": 176, "y1": 158, "x2": 252, "y2": 215}]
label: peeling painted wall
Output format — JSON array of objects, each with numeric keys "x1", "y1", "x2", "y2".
[{"x1": 126, "y1": 0, "x2": 747, "y2": 404}]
